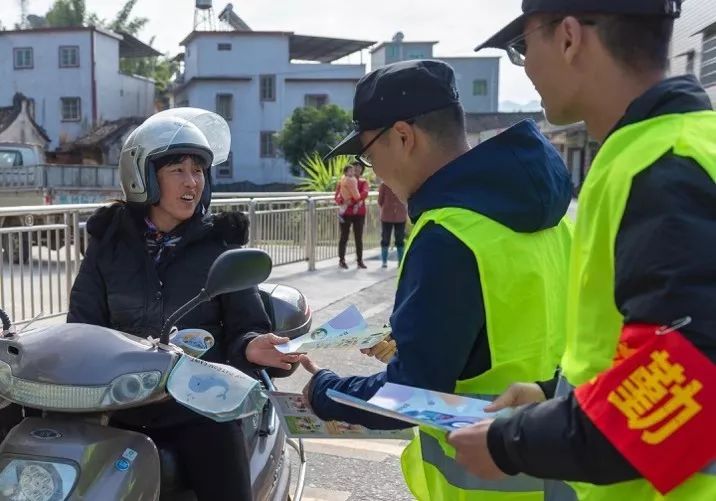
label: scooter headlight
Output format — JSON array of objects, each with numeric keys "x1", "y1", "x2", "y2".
[
  {"x1": 0, "y1": 360, "x2": 163, "y2": 411},
  {"x1": 0, "y1": 458, "x2": 78, "y2": 501},
  {"x1": 102, "y1": 371, "x2": 161, "y2": 406}
]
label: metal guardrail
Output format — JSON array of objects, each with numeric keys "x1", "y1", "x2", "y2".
[{"x1": 0, "y1": 193, "x2": 380, "y2": 325}]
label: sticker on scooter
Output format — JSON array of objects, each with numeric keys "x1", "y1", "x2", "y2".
[
  {"x1": 188, "y1": 374, "x2": 229, "y2": 399},
  {"x1": 115, "y1": 448, "x2": 138, "y2": 472},
  {"x1": 115, "y1": 459, "x2": 130, "y2": 472}
]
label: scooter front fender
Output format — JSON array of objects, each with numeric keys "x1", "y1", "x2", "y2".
[{"x1": 0, "y1": 417, "x2": 160, "y2": 500}]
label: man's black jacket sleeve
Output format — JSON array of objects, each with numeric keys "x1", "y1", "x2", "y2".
[{"x1": 488, "y1": 154, "x2": 716, "y2": 483}]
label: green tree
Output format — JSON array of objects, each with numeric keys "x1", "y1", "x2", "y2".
[
  {"x1": 45, "y1": 0, "x2": 86, "y2": 27},
  {"x1": 276, "y1": 105, "x2": 353, "y2": 175},
  {"x1": 108, "y1": 0, "x2": 148, "y2": 34}
]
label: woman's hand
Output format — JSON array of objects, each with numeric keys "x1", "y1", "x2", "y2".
[{"x1": 246, "y1": 334, "x2": 300, "y2": 370}]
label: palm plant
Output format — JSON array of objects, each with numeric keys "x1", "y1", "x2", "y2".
[{"x1": 296, "y1": 153, "x2": 353, "y2": 192}]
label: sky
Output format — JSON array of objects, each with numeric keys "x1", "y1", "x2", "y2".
[{"x1": 4, "y1": 0, "x2": 541, "y2": 106}]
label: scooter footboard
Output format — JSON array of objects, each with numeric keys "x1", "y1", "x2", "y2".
[{"x1": 0, "y1": 416, "x2": 160, "y2": 500}]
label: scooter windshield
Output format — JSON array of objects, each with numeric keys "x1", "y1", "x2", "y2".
[{"x1": 167, "y1": 355, "x2": 266, "y2": 422}]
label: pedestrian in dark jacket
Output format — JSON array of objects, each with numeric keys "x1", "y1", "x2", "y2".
[
  {"x1": 378, "y1": 181, "x2": 407, "y2": 267},
  {"x1": 335, "y1": 161, "x2": 370, "y2": 269},
  {"x1": 67, "y1": 108, "x2": 299, "y2": 501},
  {"x1": 459, "y1": 1, "x2": 716, "y2": 499}
]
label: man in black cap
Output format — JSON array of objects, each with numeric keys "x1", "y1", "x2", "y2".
[
  {"x1": 449, "y1": 1, "x2": 716, "y2": 500},
  {"x1": 299, "y1": 58, "x2": 574, "y2": 500}
]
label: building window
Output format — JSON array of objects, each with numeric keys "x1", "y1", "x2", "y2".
[
  {"x1": 304, "y1": 94, "x2": 329, "y2": 107},
  {"x1": 260, "y1": 132, "x2": 277, "y2": 158},
  {"x1": 216, "y1": 152, "x2": 233, "y2": 178},
  {"x1": 14, "y1": 47, "x2": 33, "y2": 69},
  {"x1": 406, "y1": 51, "x2": 425, "y2": 59},
  {"x1": 260, "y1": 75, "x2": 276, "y2": 102},
  {"x1": 701, "y1": 28, "x2": 716, "y2": 87},
  {"x1": 217, "y1": 43, "x2": 232, "y2": 51},
  {"x1": 60, "y1": 97, "x2": 81, "y2": 122},
  {"x1": 473, "y1": 79, "x2": 488, "y2": 96},
  {"x1": 386, "y1": 45, "x2": 398, "y2": 58},
  {"x1": 215, "y1": 93, "x2": 233, "y2": 120},
  {"x1": 59, "y1": 45, "x2": 79, "y2": 68}
]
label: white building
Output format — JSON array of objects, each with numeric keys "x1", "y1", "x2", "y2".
[
  {"x1": 173, "y1": 31, "x2": 373, "y2": 188},
  {"x1": 669, "y1": 0, "x2": 716, "y2": 105},
  {"x1": 370, "y1": 35, "x2": 500, "y2": 113},
  {"x1": 0, "y1": 27, "x2": 157, "y2": 150}
]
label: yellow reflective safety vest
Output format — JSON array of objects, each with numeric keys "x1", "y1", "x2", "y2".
[
  {"x1": 398, "y1": 206, "x2": 572, "y2": 501},
  {"x1": 558, "y1": 111, "x2": 716, "y2": 500}
]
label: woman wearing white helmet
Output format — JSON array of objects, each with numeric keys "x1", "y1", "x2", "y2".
[{"x1": 67, "y1": 108, "x2": 298, "y2": 500}]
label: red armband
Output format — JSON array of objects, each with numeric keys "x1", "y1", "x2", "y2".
[{"x1": 574, "y1": 322, "x2": 716, "y2": 494}]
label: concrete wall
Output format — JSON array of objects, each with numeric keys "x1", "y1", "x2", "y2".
[
  {"x1": 0, "y1": 30, "x2": 93, "y2": 148},
  {"x1": 439, "y1": 57, "x2": 499, "y2": 113},
  {"x1": 283, "y1": 81, "x2": 356, "y2": 113},
  {"x1": 190, "y1": 34, "x2": 290, "y2": 77},
  {"x1": 670, "y1": 0, "x2": 716, "y2": 105},
  {"x1": 371, "y1": 42, "x2": 436, "y2": 68},
  {"x1": 368, "y1": 43, "x2": 499, "y2": 113},
  {"x1": 95, "y1": 32, "x2": 154, "y2": 122}
]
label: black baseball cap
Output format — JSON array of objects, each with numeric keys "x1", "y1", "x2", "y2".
[
  {"x1": 324, "y1": 59, "x2": 460, "y2": 161},
  {"x1": 475, "y1": 0, "x2": 682, "y2": 52}
]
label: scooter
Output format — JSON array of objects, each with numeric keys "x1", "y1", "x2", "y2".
[{"x1": 0, "y1": 248, "x2": 310, "y2": 500}]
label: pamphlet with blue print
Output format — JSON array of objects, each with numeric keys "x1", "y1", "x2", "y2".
[
  {"x1": 327, "y1": 383, "x2": 510, "y2": 432},
  {"x1": 269, "y1": 391, "x2": 413, "y2": 440},
  {"x1": 276, "y1": 305, "x2": 391, "y2": 354}
]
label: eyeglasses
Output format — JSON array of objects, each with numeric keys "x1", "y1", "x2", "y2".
[
  {"x1": 354, "y1": 126, "x2": 390, "y2": 168},
  {"x1": 506, "y1": 18, "x2": 597, "y2": 67},
  {"x1": 354, "y1": 118, "x2": 416, "y2": 168}
]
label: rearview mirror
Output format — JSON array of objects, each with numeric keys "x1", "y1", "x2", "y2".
[{"x1": 205, "y1": 248, "x2": 272, "y2": 298}]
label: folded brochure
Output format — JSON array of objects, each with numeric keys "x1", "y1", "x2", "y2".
[
  {"x1": 327, "y1": 382, "x2": 509, "y2": 432},
  {"x1": 269, "y1": 391, "x2": 413, "y2": 440},
  {"x1": 276, "y1": 304, "x2": 390, "y2": 354}
]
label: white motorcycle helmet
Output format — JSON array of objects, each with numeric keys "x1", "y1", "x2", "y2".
[{"x1": 119, "y1": 108, "x2": 231, "y2": 208}]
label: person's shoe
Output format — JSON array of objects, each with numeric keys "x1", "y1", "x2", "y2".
[
  {"x1": 339, "y1": 260, "x2": 348, "y2": 269},
  {"x1": 381, "y1": 262, "x2": 388, "y2": 268},
  {"x1": 357, "y1": 260, "x2": 367, "y2": 269}
]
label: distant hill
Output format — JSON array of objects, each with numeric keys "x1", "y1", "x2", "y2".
[{"x1": 499, "y1": 100, "x2": 542, "y2": 112}]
